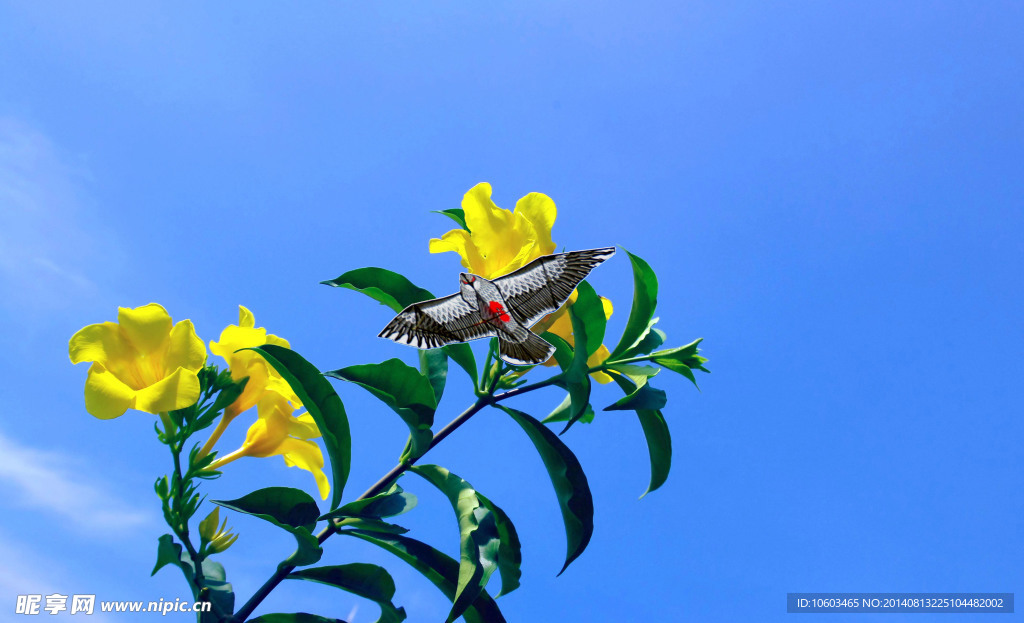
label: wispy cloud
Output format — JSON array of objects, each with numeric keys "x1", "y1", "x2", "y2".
[
  {"x1": 0, "y1": 117, "x2": 121, "y2": 310},
  {"x1": 0, "y1": 532, "x2": 118, "y2": 622},
  {"x1": 0, "y1": 428, "x2": 150, "y2": 533}
]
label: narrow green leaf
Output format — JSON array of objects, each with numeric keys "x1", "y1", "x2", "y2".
[
  {"x1": 208, "y1": 375, "x2": 249, "y2": 416},
  {"x1": 432, "y1": 208, "x2": 469, "y2": 231},
  {"x1": 289, "y1": 564, "x2": 406, "y2": 623},
  {"x1": 559, "y1": 302, "x2": 593, "y2": 433},
  {"x1": 320, "y1": 484, "x2": 417, "y2": 521},
  {"x1": 603, "y1": 383, "x2": 667, "y2": 411},
  {"x1": 247, "y1": 344, "x2": 351, "y2": 510},
  {"x1": 542, "y1": 393, "x2": 596, "y2": 424},
  {"x1": 251, "y1": 614, "x2": 348, "y2": 623},
  {"x1": 609, "y1": 248, "x2": 659, "y2": 360},
  {"x1": 334, "y1": 517, "x2": 409, "y2": 534},
  {"x1": 610, "y1": 374, "x2": 672, "y2": 496},
  {"x1": 214, "y1": 487, "x2": 324, "y2": 568},
  {"x1": 419, "y1": 349, "x2": 448, "y2": 404},
  {"x1": 650, "y1": 338, "x2": 710, "y2": 388},
  {"x1": 410, "y1": 465, "x2": 501, "y2": 623},
  {"x1": 326, "y1": 359, "x2": 435, "y2": 460},
  {"x1": 475, "y1": 492, "x2": 522, "y2": 598},
  {"x1": 497, "y1": 406, "x2": 594, "y2": 575},
  {"x1": 342, "y1": 531, "x2": 506, "y2": 623},
  {"x1": 617, "y1": 317, "x2": 666, "y2": 359},
  {"x1": 605, "y1": 363, "x2": 661, "y2": 386},
  {"x1": 573, "y1": 280, "x2": 607, "y2": 357},
  {"x1": 320, "y1": 267, "x2": 435, "y2": 313}
]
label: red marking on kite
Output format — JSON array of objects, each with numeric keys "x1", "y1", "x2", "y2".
[{"x1": 488, "y1": 301, "x2": 511, "y2": 323}]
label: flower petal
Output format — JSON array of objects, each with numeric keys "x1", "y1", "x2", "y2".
[
  {"x1": 69, "y1": 321, "x2": 134, "y2": 365},
  {"x1": 429, "y1": 229, "x2": 484, "y2": 272},
  {"x1": 461, "y1": 182, "x2": 530, "y2": 277},
  {"x1": 278, "y1": 438, "x2": 330, "y2": 500},
  {"x1": 289, "y1": 413, "x2": 322, "y2": 440},
  {"x1": 238, "y1": 305, "x2": 255, "y2": 329},
  {"x1": 514, "y1": 192, "x2": 557, "y2": 256},
  {"x1": 117, "y1": 303, "x2": 173, "y2": 356},
  {"x1": 83, "y1": 362, "x2": 136, "y2": 419},
  {"x1": 165, "y1": 320, "x2": 206, "y2": 373},
  {"x1": 133, "y1": 366, "x2": 202, "y2": 413}
]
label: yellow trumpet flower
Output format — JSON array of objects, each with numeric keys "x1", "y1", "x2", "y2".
[
  {"x1": 210, "y1": 389, "x2": 329, "y2": 500},
  {"x1": 209, "y1": 305, "x2": 301, "y2": 419},
  {"x1": 69, "y1": 303, "x2": 206, "y2": 419}
]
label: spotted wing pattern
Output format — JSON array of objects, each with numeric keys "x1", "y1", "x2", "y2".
[
  {"x1": 378, "y1": 293, "x2": 496, "y2": 349},
  {"x1": 494, "y1": 247, "x2": 616, "y2": 327}
]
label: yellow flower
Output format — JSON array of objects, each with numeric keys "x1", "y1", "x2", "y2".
[
  {"x1": 209, "y1": 306, "x2": 300, "y2": 419},
  {"x1": 69, "y1": 303, "x2": 206, "y2": 419},
  {"x1": 535, "y1": 292, "x2": 616, "y2": 384},
  {"x1": 210, "y1": 389, "x2": 329, "y2": 500},
  {"x1": 429, "y1": 182, "x2": 557, "y2": 278}
]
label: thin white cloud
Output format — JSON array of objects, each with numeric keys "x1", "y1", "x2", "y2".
[
  {"x1": 0, "y1": 532, "x2": 117, "y2": 622},
  {"x1": 0, "y1": 429, "x2": 150, "y2": 533},
  {"x1": 0, "y1": 117, "x2": 121, "y2": 310}
]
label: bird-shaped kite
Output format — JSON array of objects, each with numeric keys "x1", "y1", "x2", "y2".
[{"x1": 378, "y1": 247, "x2": 616, "y2": 365}]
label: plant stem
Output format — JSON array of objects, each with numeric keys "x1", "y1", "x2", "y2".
[
  {"x1": 169, "y1": 441, "x2": 205, "y2": 587},
  {"x1": 232, "y1": 364, "x2": 554, "y2": 622}
]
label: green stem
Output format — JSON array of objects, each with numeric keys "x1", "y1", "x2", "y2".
[{"x1": 231, "y1": 363, "x2": 539, "y2": 622}]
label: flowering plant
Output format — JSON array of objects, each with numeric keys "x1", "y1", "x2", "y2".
[{"x1": 69, "y1": 184, "x2": 708, "y2": 623}]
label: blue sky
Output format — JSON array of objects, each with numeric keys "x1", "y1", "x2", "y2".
[{"x1": 1, "y1": 2, "x2": 1021, "y2": 621}]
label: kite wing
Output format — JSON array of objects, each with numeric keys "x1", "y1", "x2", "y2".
[
  {"x1": 378, "y1": 293, "x2": 497, "y2": 349},
  {"x1": 494, "y1": 247, "x2": 616, "y2": 327}
]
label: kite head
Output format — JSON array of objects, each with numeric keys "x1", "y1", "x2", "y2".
[{"x1": 458, "y1": 272, "x2": 478, "y2": 302}]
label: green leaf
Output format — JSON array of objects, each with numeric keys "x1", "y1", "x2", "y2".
[
  {"x1": 321, "y1": 267, "x2": 435, "y2": 313},
  {"x1": 542, "y1": 393, "x2": 596, "y2": 424},
  {"x1": 251, "y1": 614, "x2": 348, "y2": 623},
  {"x1": 610, "y1": 374, "x2": 672, "y2": 497},
  {"x1": 247, "y1": 344, "x2": 351, "y2": 510},
  {"x1": 320, "y1": 484, "x2": 417, "y2": 521},
  {"x1": 557, "y1": 302, "x2": 593, "y2": 433},
  {"x1": 322, "y1": 267, "x2": 481, "y2": 387},
  {"x1": 609, "y1": 248, "x2": 659, "y2": 360},
  {"x1": 419, "y1": 349, "x2": 448, "y2": 404},
  {"x1": 432, "y1": 208, "x2": 469, "y2": 231},
  {"x1": 605, "y1": 363, "x2": 661, "y2": 386},
  {"x1": 342, "y1": 531, "x2": 506, "y2": 623},
  {"x1": 152, "y1": 534, "x2": 184, "y2": 578},
  {"x1": 497, "y1": 406, "x2": 594, "y2": 575},
  {"x1": 573, "y1": 280, "x2": 607, "y2": 357},
  {"x1": 650, "y1": 338, "x2": 710, "y2": 388},
  {"x1": 326, "y1": 359, "x2": 436, "y2": 460},
  {"x1": 410, "y1": 465, "x2": 501, "y2": 623},
  {"x1": 444, "y1": 342, "x2": 479, "y2": 387},
  {"x1": 618, "y1": 317, "x2": 666, "y2": 359},
  {"x1": 475, "y1": 492, "x2": 522, "y2": 598},
  {"x1": 334, "y1": 517, "x2": 409, "y2": 534},
  {"x1": 214, "y1": 487, "x2": 320, "y2": 532},
  {"x1": 288, "y1": 564, "x2": 406, "y2": 623},
  {"x1": 214, "y1": 487, "x2": 324, "y2": 568},
  {"x1": 158, "y1": 536, "x2": 235, "y2": 620},
  {"x1": 603, "y1": 382, "x2": 667, "y2": 411}
]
